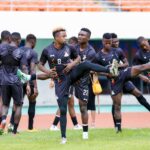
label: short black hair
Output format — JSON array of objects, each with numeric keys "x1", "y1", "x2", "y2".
[
  {"x1": 111, "y1": 33, "x2": 117, "y2": 39},
  {"x1": 11, "y1": 32, "x2": 21, "y2": 42},
  {"x1": 68, "y1": 36, "x2": 78, "y2": 44},
  {"x1": 1, "y1": 30, "x2": 11, "y2": 41},
  {"x1": 81, "y1": 28, "x2": 91, "y2": 37},
  {"x1": 137, "y1": 36, "x2": 145, "y2": 46},
  {"x1": 26, "y1": 34, "x2": 36, "y2": 42},
  {"x1": 52, "y1": 27, "x2": 66, "y2": 38},
  {"x1": 103, "y1": 33, "x2": 112, "y2": 39}
]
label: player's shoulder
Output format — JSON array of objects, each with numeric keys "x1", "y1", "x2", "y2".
[
  {"x1": 95, "y1": 49, "x2": 102, "y2": 57},
  {"x1": 0, "y1": 43, "x2": 10, "y2": 49},
  {"x1": 44, "y1": 43, "x2": 53, "y2": 51},
  {"x1": 31, "y1": 48, "x2": 38, "y2": 55},
  {"x1": 15, "y1": 46, "x2": 25, "y2": 54},
  {"x1": 112, "y1": 47, "x2": 122, "y2": 53},
  {"x1": 116, "y1": 47, "x2": 123, "y2": 52},
  {"x1": 17, "y1": 46, "x2": 29, "y2": 54},
  {"x1": 88, "y1": 44, "x2": 95, "y2": 52},
  {"x1": 135, "y1": 49, "x2": 141, "y2": 57},
  {"x1": 65, "y1": 43, "x2": 76, "y2": 49}
]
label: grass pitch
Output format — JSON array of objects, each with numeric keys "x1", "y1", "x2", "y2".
[{"x1": 0, "y1": 128, "x2": 150, "y2": 150}]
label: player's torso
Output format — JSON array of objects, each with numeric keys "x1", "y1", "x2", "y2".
[
  {"x1": 138, "y1": 50, "x2": 150, "y2": 64},
  {"x1": 20, "y1": 46, "x2": 37, "y2": 72},
  {"x1": 0, "y1": 44, "x2": 23, "y2": 84},
  {"x1": 46, "y1": 44, "x2": 72, "y2": 68},
  {"x1": 76, "y1": 44, "x2": 96, "y2": 84},
  {"x1": 76, "y1": 44, "x2": 95, "y2": 62},
  {"x1": 98, "y1": 48, "x2": 120, "y2": 66},
  {"x1": 137, "y1": 50, "x2": 150, "y2": 77}
]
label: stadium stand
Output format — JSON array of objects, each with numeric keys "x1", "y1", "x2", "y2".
[
  {"x1": 0, "y1": 0, "x2": 150, "y2": 12},
  {"x1": 108, "y1": 0, "x2": 150, "y2": 11},
  {"x1": 0, "y1": 0, "x2": 103, "y2": 11}
]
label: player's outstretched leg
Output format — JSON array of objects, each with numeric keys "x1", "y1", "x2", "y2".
[{"x1": 17, "y1": 60, "x2": 119, "y2": 83}]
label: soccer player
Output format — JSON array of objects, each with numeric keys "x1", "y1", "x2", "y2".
[
  {"x1": 0, "y1": 32, "x2": 28, "y2": 134},
  {"x1": 94, "y1": 33, "x2": 150, "y2": 133},
  {"x1": 133, "y1": 36, "x2": 150, "y2": 88},
  {"x1": 18, "y1": 27, "x2": 117, "y2": 144},
  {"x1": 73, "y1": 28, "x2": 96, "y2": 138},
  {"x1": 111, "y1": 33, "x2": 150, "y2": 129},
  {"x1": 68, "y1": 36, "x2": 78, "y2": 45},
  {"x1": 50, "y1": 36, "x2": 82, "y2": 131},
  {"x1": 8, "y1": 34, "x2": 38, "y2": 132},
  {"x1": 0, "y1": 30, "x2": 11, "y2": 126}
]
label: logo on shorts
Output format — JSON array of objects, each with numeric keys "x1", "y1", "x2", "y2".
[{"x1": 111, "y1": 90, "x2": 115, "y2": 95}]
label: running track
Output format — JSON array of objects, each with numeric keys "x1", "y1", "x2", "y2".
[{"x1": 5, "y1": 112, "x2": 150, "y2": 131}]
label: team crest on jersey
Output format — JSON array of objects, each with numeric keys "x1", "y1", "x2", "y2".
[
  {"x1": 83, "y1": 55, "x2": 86, "y2": 60},
  {"x1": 64, "y1": 51, "x2": 69, "y2": 57},
  {"x1": 50, "y1": 54, "x2": 55, "y2": 57},
  {"x1": 102, "y1": 58, "x2": 105, "y2": 61},
  {"x1": 144, "y1": 56, "x2": 147, "y2": 59}
]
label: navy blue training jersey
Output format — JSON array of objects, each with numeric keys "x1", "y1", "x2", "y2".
[
  {"x1": 75, "y1": 43, "x2": 96, "y2": 82},
  {"x1": 0, "y1": 44, "x2": 27, "y2": 85},
  {"x1": 19, "y1": 46, "x2": 38, "y2": 74},
  {"x1": 133, "y1": 49, "x2": 150, "y2": 77},
  {"x1": 0, "y1": 43, "x2": 5, "y2": 85},
  {"x1": 40, "y1": 43, "x2": 78, "y2": 77},
  {"x1": 94, "y1": 48, "x2": 125, "y2": 69},
  {"x1": 75, "y1": 44, "x2": 96, "y2": 62}
]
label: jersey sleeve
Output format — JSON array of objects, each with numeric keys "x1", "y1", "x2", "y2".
[
  {"x1": 39, "y1": 48, "x2": 48, "y2": 64},
  {"x1": 117, "y1": 48, "x2": 126, "y2": 61},
  {"x1": 31, "y1": 51, "x2": 38, "y2": 64},
  {"x1": 132, "y1": 53, "x2": 141, "y2": 65},
  {"x1": 87, "y1": 49, "x2": 96, "y2": 62},
  {"x1": 20, "y1": 52, "x2": 28, "y2": 66},
  {"x1": 92, "y1": 52, "x2": 101, "y2": 64}
]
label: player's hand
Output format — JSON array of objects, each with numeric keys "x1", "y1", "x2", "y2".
[
  {"x1": 63, "y1": 63, "x2": 74, "y2": 74},
  {"x1": 26, "y1": 84, "x2": 31, "y2": 96},
  {"x1": 48, "y1": 68, "x2": 58, "y2": 78},
  {"x1": 107, "y1": 73, "x2": 113, "y2": 78},
  {"x1": 141, "y1": 76, "x2": 150, "y2": 83}
]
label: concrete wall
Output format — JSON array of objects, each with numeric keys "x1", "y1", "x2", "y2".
[{"x1": 0, "y1": 12, "x2": 150, "y2": 39}]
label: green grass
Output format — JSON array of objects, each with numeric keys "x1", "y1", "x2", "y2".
[{"x1": 1, "y1": 129, "x2": 150, "y2": 150}]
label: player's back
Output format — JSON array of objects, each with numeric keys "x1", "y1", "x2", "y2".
[
  {"x1": 0, "y1": 44, "x2": 25, "y2": 85},
  {"x1": 19, "y1": 46, "x2": 38, "y2": 74}
]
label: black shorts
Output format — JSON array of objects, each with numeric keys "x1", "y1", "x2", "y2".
[
  {"x1": 87, "y1": 81, "x2": 96, "y2": 111},
  {"x1": 123, "y1": 81, "x2": 136, "y2": 93},
  {"x1": 1, "y1": 84, "x2": 23, "y2": 106},
  {"x1": 74, "y1": 80, "x2": 89, "y2": 102},
  {"x1": 110, "y1": 68, "x2": 132, "y2": 96},
  {"x1": 54, "y1": 75, "x2": 71, "y2": 99}
]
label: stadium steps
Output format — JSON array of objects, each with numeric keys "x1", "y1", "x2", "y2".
[{"x1": 0, "y1": 0, "x2": 103, "y2": 12}]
